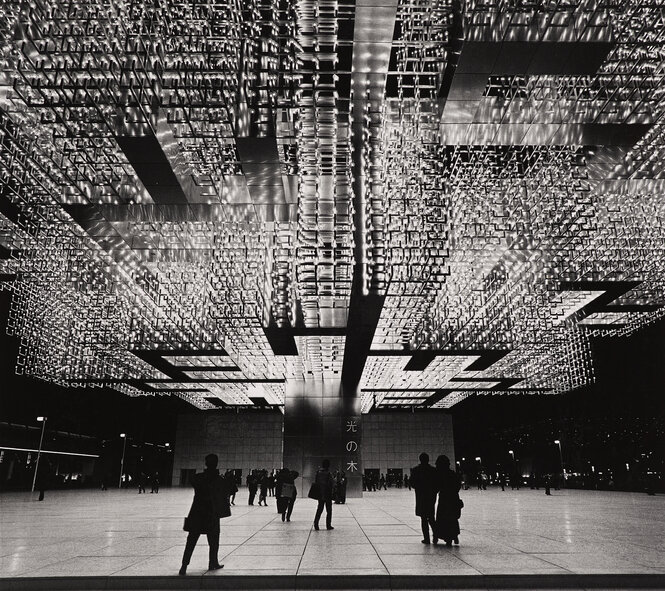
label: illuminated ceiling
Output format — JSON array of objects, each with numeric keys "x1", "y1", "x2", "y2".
[{"x1": 1, "y1": 1, "x2": 664, "y2": 411}]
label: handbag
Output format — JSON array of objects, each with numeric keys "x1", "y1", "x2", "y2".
[
  {"x1": 307, "y1": 482, "x2": 320, "y2": 500},
  {"x1": 280, "y1": 483, "x2": 296, "y2": 498}
]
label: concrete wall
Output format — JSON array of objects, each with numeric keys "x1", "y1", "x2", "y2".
[
  {"x1": 173, "y1": 409, "x2": 454, "y2": 487},
  {"x1": 172, "y1": 411, "x2": 283, "y2": 485},
  {"x1": 362, "y1": 411, "x2": 454, "y2": 476}
]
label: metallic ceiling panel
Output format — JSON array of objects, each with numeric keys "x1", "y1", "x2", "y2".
[{"x1": 2, "y1": 0, "x2": 665, "y2": 411}]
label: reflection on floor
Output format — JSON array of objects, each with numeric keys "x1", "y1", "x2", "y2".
[{"x1": 1, "y1": 487, "x2": 664, "y2": 578}]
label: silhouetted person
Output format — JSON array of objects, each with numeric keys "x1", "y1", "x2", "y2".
[
  {"x1": 276, "y1": 467, "x2": 299, "y2": 521},
  {"x1": 224, "y1": 470, "x2": 238, "y2": 505},
  {"x1": 259, "y1": 472, "x2": 268, "y2": 506},
  {"x1": 151, "y1": 472, "x2": 160, "y2": 494},
  {"x1": 138, "y1": 472, "x2": 147, "y2": 494},
  {"x1": 313, "y1": 459, "x2": 334, "y2": 530},
  {"x1": 379, "y1": 474, "x2": 387, "y2": 490},
  {"x1": 405, "y1": 474, "x2": 411, "y2": 490},
  {"x1": 338, "y1": 472, "x2": 347, "y2": 504},
  {"x1": 434, "y1": 455, "x2": 462, "y2": 546},
  {"x1": 410, "y1": 452, "x2": 438, "y2": 544},
  {"x1": 500, "y1": 473, "x2": 505, "y2": 491},
  {"x1": 247, "y1": 471, "x2": 258, "y2": 505},
  {"x1": 545, "y1": 474, "x2": 552, "y2": 496},
  {"x1": 180, "y1": 454, "x2": 231, "y2": 575},
  {"x1": 268, "y1": 472, "x2": 275, "y2": 497}
]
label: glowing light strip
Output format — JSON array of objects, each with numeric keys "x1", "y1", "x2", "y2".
[{"x1": 0, "y1": 446, "x2": 100, "y2": 458}]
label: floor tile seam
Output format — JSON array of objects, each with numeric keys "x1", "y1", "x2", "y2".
[
  {"x1": 526, "y1": 552, "x2": 578, "y2": 574},
  {"x1": 294, "y1": 521, "x2": 315, "y2": 575},
  {"x1": 350, "y1": 509, "x2": 391, "y2": 577}
]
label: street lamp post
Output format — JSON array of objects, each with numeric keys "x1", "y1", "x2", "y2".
[
  {"x1": 31, "y1": 416, "x2": 47, "y2": 492},
  {"x1": 554, "y1": 439, "x2": 564, "y2": 488},
  {"x1": 119, "y1": 434, "x2": 127, "y2": 488}
]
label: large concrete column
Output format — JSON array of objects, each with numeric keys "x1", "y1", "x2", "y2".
[{"x1": 283, "y1": 379, "x2": 363, "y2": 498}]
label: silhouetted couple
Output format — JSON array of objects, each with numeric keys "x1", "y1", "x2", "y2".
[
  {"x1": 179, "y1": 454, "x2": 232, "y2": 575},
  {"x1": 411, "y1": 452, "x2": 462, "y2": 546}
]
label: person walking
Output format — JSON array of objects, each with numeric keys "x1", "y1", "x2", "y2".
[
  {"x1": 434, "y1": 455, "x2": 462, "y2": 547},
  {"x1": 276, "y1": 467, "x2": 299, "y2": 522},
  {"x1": 379, "y1": 474, "x2": 387, "y2": 490},
  {"x1": 410, "y1": 452, "x2": 438, "y2": 544},
  {"x1": 138, "y1": 472, "x2": 147, "y2": 494},
  {"x1": 151, "y1": 472, "x2": 160, "y2": 494},
  {"x1": 268, "y1": 472, "x2": 275, "y2": 497},
  {"x1": 179, "y1": 454, "x2": 231, "y2": 575},
  {"x1": 545, "y1": 474, "x2": 552, "y2": 496},
  {"x1": 312, "y1": 459, "x2": 335, "y2": 530},
  {"x1": 224, "y1": 470, "x2": 238, "y2": 505},
  {"x1": 259, "y1": 471, "x2": 268, "y2": 506},
  {"x1": 247, "y1": 471, "x2": 258, "y2": 505},
  {"x1": 405, "y1": 474, "x2": 411, "y2": 490}
]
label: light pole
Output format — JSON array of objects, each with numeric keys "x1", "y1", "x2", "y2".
[
  {"x1": 554, "y1": 439, "x2": 564, "y2": 488},
  {"x1": 31, "y1": 416, "x2": 47, "y2": 492},
  {"x1": 119, "y1": 434, "x2": 127, "y2": 488}
]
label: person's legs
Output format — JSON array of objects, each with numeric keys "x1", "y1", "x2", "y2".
[
  {"x1": 314, "y1": 499, "x2": 324, "y2": 528},
  {"x1": 181, "y1": 532, "x2": 200, "y2": 573},
  {"x1": 325, "y1": 499, "x2": 333, "y2": 529},
  {"x1": 286, "y1": 497, "x2": 295, "y2": 521},
  {"x1": 420, "y1": 516, "x2": 431, "y2": 543},
  {"x1": 207, "y1": 525, "x2": 222, "y2": 569},
  {"x1": 38, "y1": 489, "x2": 45, "y2": 501}
]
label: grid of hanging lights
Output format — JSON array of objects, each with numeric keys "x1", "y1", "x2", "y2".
[{"x1": 0, "y1": 0, "x2": 664, "y2": 411}]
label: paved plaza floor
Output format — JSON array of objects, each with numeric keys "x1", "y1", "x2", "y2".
[{"x1": 1, "y1": 486, "x2": 664, "y2": 587}]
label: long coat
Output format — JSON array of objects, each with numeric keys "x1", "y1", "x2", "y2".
[
  {"x1": 314, "y1": 468, "x2": 334, "y2": 501},
  {"x1": 435, "y1": 467, "x2": 462, "y2": 542},
  {"x1": 275, "y1": 469, "x2": 299, "y2": 514},
  {"x1": 410, "y1": 463, "x2": 438, "y2": 517},
  {"x1": 184, "y1": 469, "x2": 231, "y2": 534}
]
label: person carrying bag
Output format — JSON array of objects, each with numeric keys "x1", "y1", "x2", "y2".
[{"x1": 179, "y1": 454, "x2": 232, "y2": 575}]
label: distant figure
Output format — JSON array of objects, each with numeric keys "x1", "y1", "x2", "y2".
[
  {"x1": 499, "y1": 473, "x2": 505, "y2": 491},
  {"x1": 247, "y1": 471, "x2": 258, "y2": 505},
  {"x1": 268, "y1": 472, "x2": 275, "y2": 497},
  {"x1": 545, "y1": 474, "x2": 552, "y2": 496},
  {"x1": 410, "y1": 452, "x2": 438, "y2": 545},
  {"x1": 276, "y1": 467, "x2": 299, "y2": 521},
  {"x1": 138, "y1": 472, "x2": 147, "y2": 494},
  {"x1": 338, "y1": 472, "x2": 347, "y2": 504},
  {"x1": 151, "y1": 472, "x2": 160, "y2": 494},
  {"x1": 379, "y1": 474, "x2": 387, "y2": 490},
  {"x1": 259, "y1": 472, "x2": 268, "y2": 506},
  {"x1": 224, "y1": 470, "x2": 238, "y2": 506},
  {"x1": 313, "y1": 459, "x2": 335, "y2": 530},
  {"x1": 434, "y1": 455, "x2": 462, "y2": 547},
  {"x1": 179, "y1": 454, "x2": 231, "y2": 576},
  {"x1": 404, "y1": 474, "x2": 411, "y2": 490}
]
